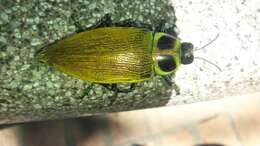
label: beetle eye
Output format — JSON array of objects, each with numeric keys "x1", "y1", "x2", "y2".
[
  {"x1": 157, "y1": 35, "x2": 175, "y2": 50},
  {"x1": 157, "y1": 55, "x2": 176, "y2": 72}
]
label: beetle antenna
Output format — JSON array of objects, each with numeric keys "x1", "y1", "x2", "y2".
[
  {"x1": 194, "y1": 57, "x2": 222, "y2": 71},
  {"x1": 195, "y1": 33, "x2": 220, "y2": 51}
]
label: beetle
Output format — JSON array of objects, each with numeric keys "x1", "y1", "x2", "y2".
[{"x1": 38, "y1": 14, "x2": 194, "y2": 93}]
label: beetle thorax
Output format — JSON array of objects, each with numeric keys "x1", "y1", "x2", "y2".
[{"x1": 152, "y1": 32, "x2": 182, "y2": 76}]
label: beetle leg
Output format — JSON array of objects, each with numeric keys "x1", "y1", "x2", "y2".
[
  {"x1": 97, "y1": 84, "x2": 118, "y2": 105},
  {"x1": 114, "y1": 19, "x2": 153, "y2": 31},
  {"x1": 172, "y1": 81, "x2": 180, "y2": 95},
  {"x1": 71, "y1": 14, "x2": 85, "y2": 33},
  {"x1": 162, "y1": 75, "x2": 180, "y2": 95},
  {"x1": 74, "y1": 83, "x2": 95, "y2": 100},
  {"x1": 71, "y1": 13, "x2": 113, "y2": 32},
  {"x1": 110, "y1": 91, "x2": 118, "y2": 106},
  {"x1": 118, "y1": 83, "x2": 136, "y2": 93},
  {"x1": 99, "y1": 83, "x2": 136, "y2": 93},
  {"x1": 99, "y1": 83, "x2": 120, "y2": 92},
  {"x1": 99, "y1": 83, "x2": 113, "y2": 90},
  {"x1": 163, "y1": 27, "x2": 177, "y2": 37},
  {"x1": 114, "y1": 83, "x2": 136, "y2": 93},
  {"x1": 162, "y1": 75, "x2": 172, "y2": 86},
  {"x1": 89, "y1": 13, "x2": 113, "y2": 29},
  {"x1": 154, "y1": 20, "x2": 177, "y2": 37},
  {"x1": 154, "y1": 19, "x2": 167, "y2": 32}
]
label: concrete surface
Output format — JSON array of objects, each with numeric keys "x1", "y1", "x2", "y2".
[{"x1": 170, "y1": 0, "x2": 260, "y2": 104}]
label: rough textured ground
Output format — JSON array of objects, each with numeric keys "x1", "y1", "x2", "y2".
[
  {"x1": 0, "y1": 0, "x2": 178, "y2": 123},
  {"x1": 170, "y1": 0, "x2": 260, "y2": 104}
]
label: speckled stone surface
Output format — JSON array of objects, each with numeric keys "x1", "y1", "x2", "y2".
[
  {"x1": 169, "y1": 0, "x2": 260, "y2": 104},
  {"x1": 0, "y1": 0, "x2": 178, "y2": 123}
]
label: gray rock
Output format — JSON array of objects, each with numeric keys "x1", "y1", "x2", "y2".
[{"x1": 0, "y1": 0, "x2": 177, "y2": 124}]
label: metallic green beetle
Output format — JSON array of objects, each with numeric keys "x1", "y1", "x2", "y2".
[{"x1": 38, "y1": 14, "x2": 194, "y2": 92}]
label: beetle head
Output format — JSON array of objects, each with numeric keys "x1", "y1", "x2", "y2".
[{"x1": 180, "y1": 42, "x2": 194, "y2": 65}]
